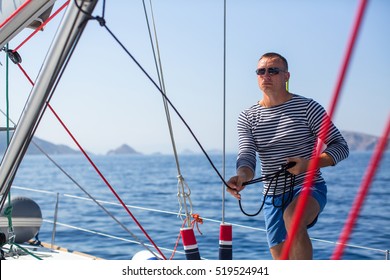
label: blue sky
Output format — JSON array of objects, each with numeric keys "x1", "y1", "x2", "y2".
[{"x1": 1, "y1": 0, "x2": 389, "y2": 155}]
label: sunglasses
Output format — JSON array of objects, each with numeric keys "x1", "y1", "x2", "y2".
[{"x1": 255, "y1": 67, "x2": 286, "y2": 76}]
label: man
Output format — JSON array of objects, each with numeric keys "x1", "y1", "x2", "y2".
[{"x1": 227, "y1": 52, "x2": 349, "y2": 259}]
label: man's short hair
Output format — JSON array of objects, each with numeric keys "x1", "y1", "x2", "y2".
[{"x1": 259, "y1": 52, "x2": 288, "y2": 70}]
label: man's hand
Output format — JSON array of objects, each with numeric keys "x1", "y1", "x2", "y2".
[
  {"x1": 286, "y1": 157, "x2": 309, "y2": 175},
  {"x1": 226, "y1": 167, "x2": 254, "y2": 200},
  {"x1": 287, "y1": 153, "x2": 335, "y2": 175}
]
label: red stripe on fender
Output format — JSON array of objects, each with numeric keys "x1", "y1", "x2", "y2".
[
  {"x1": 180, "y1": 227, "x2": 197, "y2": 247},
  {"x1": 219, "y1": 223, "x2": 232, "y2": 242}
]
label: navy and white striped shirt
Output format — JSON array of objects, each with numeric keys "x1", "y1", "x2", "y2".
[{"x1": 236, "y1": 94, "x2": 349, "y2": 195}]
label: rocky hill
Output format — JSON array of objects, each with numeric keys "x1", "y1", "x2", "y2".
[
  {"x1": 106, "y1": 144, "x2": 141, "y2": 155},
  {"x1": 0, "y1": 133, "x2": 79, "y2": 155},
  {"x1": 340, "y1": 130, "x2": 382, "y2": 151}
]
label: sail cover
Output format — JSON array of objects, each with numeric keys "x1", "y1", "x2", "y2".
[{"x1": 0, "y1": 0, "x2": 55, "y2": 49}]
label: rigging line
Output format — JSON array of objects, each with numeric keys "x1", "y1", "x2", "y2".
[
  {"x1": 5, "y1": 44, "x2": 11, "y2": 146},
  {"x1": 142, "y1": 0, "x2": 192, "y2": 225},
  {"x1": 0, "y1": 0, "x2": 90, "y2": 194},
  {"x1": 0, "y1": 110, "x2": 161, "y2": 260},
  {"x1": 35, "y1": 141, "x2": 162, "y2": 259},
  {"x1": 95, "y1": 22, "x2": 234, "y2": 193},
  {"x1": 141, "y1": 0, "x2": 162, "y2": 92},
  {"x1": 4, "y1": 44, "x2": 15, "y2": 245},
  {"x1": 221, "y1": 0, "x2": 227, "y2": 224},
  {"x1": 147, "y1": 0, "x2": 181, "y2": 174},
  {"x1": 332, "y1": 116, "x2": 390, "y2": 260},
  {"x1": 6, "y1": 242, "x2": 43, "y2": 260},
  {"x1": 12, "y1": 0, "x2": 70, "y2": 53},
  {"x1": 10, "y1": 5, "x2": 168, "y2": 260},
  {"x1": 11, "y1": 5, "x2": 167, "y2": 257},
  {"x1": 44, "y1": 220, "x2": 187, "y2": 257},
  {"x1": 280, "y1": 0, "x2": 369, "y2": 260},
  {"x1": 101, "y1": 0, "x2": 106, "y2": 19},
  {"x1": 10, "y1": 185, "x2": 390, "y2": 256},
  {"x1": 51, "y1": 5, "x2": 167, "y2": 259},
  {"x1": 0, "y1": 0, "x2": 86, "y2": 215}
]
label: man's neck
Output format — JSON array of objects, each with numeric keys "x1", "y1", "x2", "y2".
[{"x1": 261, "y1": 91, "x2": 292, "y2": 108}]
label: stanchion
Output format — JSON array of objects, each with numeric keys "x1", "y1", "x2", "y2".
[
  {"x1": 181, "y1": 227, "x2": 201, "y2": 260},
  {"x1": 219, "y1": 223, "x2": 232, "y2": 260}
]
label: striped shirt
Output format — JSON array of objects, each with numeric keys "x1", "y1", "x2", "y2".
[{"x1": 236, "y1": 94, "x2": 349, "y2": 195}]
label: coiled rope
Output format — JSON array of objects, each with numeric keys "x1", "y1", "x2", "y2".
[{"x1": 239, "y1": 162, "x2": 296, "y2": 217}]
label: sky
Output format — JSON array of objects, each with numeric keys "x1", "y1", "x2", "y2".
[{"x1": 0, "y1": 0, "x2": 389, "y2": 155}]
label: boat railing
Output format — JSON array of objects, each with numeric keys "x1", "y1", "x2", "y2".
[{"x1": 9, "y1": 185, "x2": 390, "y2": 260}]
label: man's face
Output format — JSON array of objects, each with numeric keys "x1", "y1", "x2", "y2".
[{"x1": 256, "y1": 57, "x2": 289, "y2": 94}]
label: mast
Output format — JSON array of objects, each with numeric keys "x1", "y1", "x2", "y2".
[{"x1": 0, "y1": 0, "x2": 99, "y2": 211}]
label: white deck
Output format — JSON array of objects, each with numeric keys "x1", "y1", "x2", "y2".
[{"x1": 3, "y1": 242, "x2": 101, "y2": 260}]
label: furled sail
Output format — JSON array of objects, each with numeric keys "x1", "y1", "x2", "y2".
[{"x1": 0, "y1": 0, "x2": 55, "y2": 49}]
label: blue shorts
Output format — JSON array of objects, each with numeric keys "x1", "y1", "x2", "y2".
[{"x1": 263, "y1": 181, "x2": 327, "y2": 248}]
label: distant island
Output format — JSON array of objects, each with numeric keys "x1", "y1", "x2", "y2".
[
  {"x1": 0, "y1": 136, "x2": 80, "y2": 155},
  {"x1": 106, "y1": 144, "x2": 142, "y2": 155},
  {"x1": 0, "y1": 130, "x2": 387, "y2": 156}
]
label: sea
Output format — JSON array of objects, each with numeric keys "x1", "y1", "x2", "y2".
[{"x1": 6, "y1": 151, "x2": 390, "y2": 260}]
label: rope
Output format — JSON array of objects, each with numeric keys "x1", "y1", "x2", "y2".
[
  {"x1": 12, "y1": 185, "x2": 390, "y2": 258},
  {"x1": 169, "y1": 213, "x2": 203, "y2": 260},
  {"x1": 10, "y1": 4, "x2": 168, "y2": 258},
  {"x1": 0, "y1": 107, "x2": 161, "y2": 259},
  {"x1": 332, "y1": 116, "x2": 390, "y2": 259},
  {"x1": 280, "y1": 0, "x2": 369, "y2": 260},
  {"x1": 2, "y1": 45, "x2": 41, "y2": 261},
  {"x1": 80, "y1": 7, "x2": 235, "y2": 196},
  {"x1": 142, "y1": 0, "x2": 193, "y2": 228},
  {"x1": 2, "y1": 44, "x2": 15, "y2": 247},
  {"x1": 5, "y1": 44, "x2": 11, "y2": 146},
  {"x1": 14, "y1": 62, "x2": 167, "y2": 259},
  {"x1": 35, "y1": 141, "x2": 161, "y2": 259},
  {"x1": 239, "y1": 162, "x2": 296, "y2": 217},
  {"x1": 221, "y1": 0, "x2": 227, "y2": 224},
  {"x1": 5, "y1": 242, "x2": 43, "y2": 260},
  {"x1": 2, "y1": 0, "x2": 383, "y2": 261},
  {"x1": 176, "y1": 175, "x2": 194, "y2": 224}
]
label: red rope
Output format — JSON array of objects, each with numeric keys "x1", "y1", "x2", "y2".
[
  {"x1": 332, "y1": 116, "x2": 390, "y2": 260},
  {"x1": 169, "y1": 214, "x2": 203, "y2": 260},
  {"x1": 16, "y1": 63, "x2": 167, "y2": 260},
  {"x1": 13, "y1": 1, "x2": 70, "y2": 53},
  {"x1": 280, "y1": 0, "x2": 369, "y2": 260},
  {"x1": 17, "y1": 64, "x2": 34, "y2": 85},
  {"x1": 11, "y1": 2, "x2": 168, "y2": 260},
  {"x1": 47, "y1": 104, "x2": 168, "y2": 260}
]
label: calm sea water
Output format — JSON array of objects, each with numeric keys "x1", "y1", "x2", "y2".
[{"x1": 7, "y1": 151, "x2": 390, "y2": 260}]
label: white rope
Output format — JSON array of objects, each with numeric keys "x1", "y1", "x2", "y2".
[
  {"x1": 176, "y1": 175, "x2": 193, "y2": 223},
  {"x1": 221, "y1": 0, "x2": 227, "y2": 224},
  {"x1": 143, "y1": 0, "x2": 193, "y2": 227}
]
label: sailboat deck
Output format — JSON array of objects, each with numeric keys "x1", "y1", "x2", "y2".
[{"x1": 3, "y1": 242, "x2": 101, "y2": 260}]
